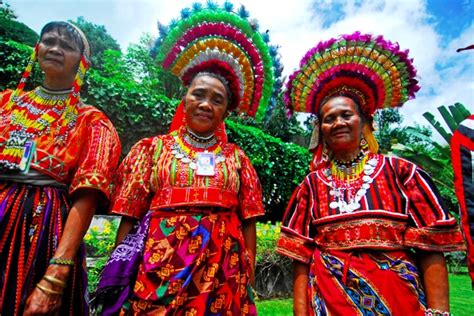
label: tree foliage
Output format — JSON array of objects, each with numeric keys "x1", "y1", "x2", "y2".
[
  {"x1": 0, "y1": 40, "x2": 42, "y2": 91},
  {"x1": 69, "y1": 16, "x2": 121, "y2": 71},
  {"x1": 82, "y1": 48, "x2": 178, "y2": 155},
  {"x1": 0, "y1": 2, "x2": 38, "y2": 46},
  {"x1": 392, "y1": 103, "x2": 472, "y2": 216}
]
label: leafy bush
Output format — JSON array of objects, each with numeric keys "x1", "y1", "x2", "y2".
[
  {"x1": 0, "y1": 39, "x2": 43, "y2": 91},
  {"x1": 84, "y1": 218, "x2": 118, "y2": 292},
  {"x1": 255, "y1": 222, "x2": 292, "y2": 298},
  {"x1": 226, "y1": 120, "x2": 311, "y2": 221}
]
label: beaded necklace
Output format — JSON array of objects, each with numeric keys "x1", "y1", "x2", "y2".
[
  {"x1": 0, "y1": 86, "x2": 78, "y2": 171},
  {"x1": 171, "y1": 129, "x2": 225, "y2": 170},
  {"x1": 327, "y1": 152, "x2": 378, "y2": 213}
]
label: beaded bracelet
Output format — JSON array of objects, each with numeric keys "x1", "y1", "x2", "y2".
[
  {"x1": 425, "y1": 308, "x2": 450, "y2": 316},
  {"x1": 49, "y1": 257, "x2": 75, "y2": 266}
]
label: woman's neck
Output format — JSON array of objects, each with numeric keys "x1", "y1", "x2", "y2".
[
  {"x1": 42, "y1": 76, "x2": 74, "y2": 91},
  {"x1": 332, "y1": 147, "x2": 362, "y2": 163}
]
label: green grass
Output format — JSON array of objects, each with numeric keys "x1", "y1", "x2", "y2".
[
  {"x1": 450, "y1": 273, "x2": 473, "y2": 316},
  {"x1": 256, "y1": 274, "x2": 473, "y2": 315}
]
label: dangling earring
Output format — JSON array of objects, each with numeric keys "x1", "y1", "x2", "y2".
[
  {"x1": 360, "y1": 137, "x2": 369, "y2": 152},
  {"x1": 322, "y1": 141, "x2": 330, "y2": 162}
]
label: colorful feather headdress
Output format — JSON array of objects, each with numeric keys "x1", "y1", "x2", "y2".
[
  {"x1": 152, "y1": 1, "x2": 279, "y2": 119},
  {"x1": 284, "y1": 32, "x2": 420, "y2": 117}
]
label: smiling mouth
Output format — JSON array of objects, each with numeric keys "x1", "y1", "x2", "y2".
[{"x1": 332, "y1": 130, "x2": 349, "y2": 136}]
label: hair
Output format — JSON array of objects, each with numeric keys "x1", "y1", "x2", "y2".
[
  {"x1": 40, "y1": 21, "x2": 85, "y2": 55},
  {"x1": 191, "y1": 72, "x2": 233, "y2": 109}
]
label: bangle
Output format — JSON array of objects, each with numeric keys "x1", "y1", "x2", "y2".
[
  {"x1": 36, "y1": 283, "x2": 62, "y2": 296},
  {"x1": 43, "y1": 275, "x2": 66, "y2": 288},
  {"x1": 49, "y1": 257, "x2": 75, "y2": 266},
  {"x1": 425, "y1": 308, "x2": 450, "y2": 316}
]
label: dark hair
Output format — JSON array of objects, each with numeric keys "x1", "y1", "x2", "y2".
[
  {"x1": 40, "y1": 21, "x2": 85, "y2": 54},
  {"x1": 191, "y1": 72, "x2": 233, "y2": 109}
]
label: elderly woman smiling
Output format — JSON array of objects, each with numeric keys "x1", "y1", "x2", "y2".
[
  {"x1": 93, "y1": 5, "x2": 277, "y2": 315},
  {"x1": 277, "y1": 32, "x2": 465, "y2": 316}
]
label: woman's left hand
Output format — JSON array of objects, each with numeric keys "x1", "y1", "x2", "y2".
[
  {"x1": 23, "y1": 279, "x2": 62, "y2": 315},
  {"x1": 23, "y1": 265, "x2": 70, "y2": 315}
]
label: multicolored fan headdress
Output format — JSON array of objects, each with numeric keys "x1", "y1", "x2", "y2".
[
  {"x1": 284, "y1": 32, "x2": 420, "y2": 118},
  {"x1": 152, "y1": 2, "x2": 277, "y2": 119}
]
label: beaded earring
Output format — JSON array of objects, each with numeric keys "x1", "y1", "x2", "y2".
[{"x1": 360, "y1": 136, "x2": 369, "y2": 152}]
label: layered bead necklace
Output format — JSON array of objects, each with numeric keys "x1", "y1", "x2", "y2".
[
  {"x1": 326, "y1": 151, "x2": 378, "y2": 213},
  {"x1": 0, "y1": 86, "x2": 78, "y2": 171},
  {"x1": 170, "y1": 128, "x2": 225, "y2": 173}
]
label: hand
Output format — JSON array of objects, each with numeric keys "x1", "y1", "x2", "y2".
[
  {"x1": 23, "y1": 279, "x2": 62, "y2": 315},
  {"x1": 23, "y1": 265, "x2": 70, "y2": 315}
]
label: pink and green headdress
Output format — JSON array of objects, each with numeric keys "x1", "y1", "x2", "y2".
[
  {"x1": 284, "y1": 32, "x2": 420, "y2": 118},
  {"x1": 151, "y1": 1, "x2": 278, "y2": 120}
]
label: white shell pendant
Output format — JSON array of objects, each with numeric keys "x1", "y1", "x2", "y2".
[
  {"x1": 329, "y1": 201, "x2": 339, "y2": 209},
  {"x1": 181, "y1": 157, "x2": 191, "y2": 163},
  {"x1": 189, "y1": 162, "x2": 197, "y2": 169}
]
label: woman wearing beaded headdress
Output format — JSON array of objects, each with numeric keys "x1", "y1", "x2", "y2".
[
  {"x1": 0, "y1": 21, "x2": 121, "y2": 315},
  {"x1": 93, "y1": 3, "x2": 276, "y2": 315},
  {"x1": 276, "y1": 32, "x2": 465, "y2": 315}
]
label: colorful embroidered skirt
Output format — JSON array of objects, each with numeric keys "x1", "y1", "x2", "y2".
[
  {"x1": 0, "y1": 181, "x2": 88, "y2": 315},
  {"x1": 309, "y1": 249, "x2": 427, "y2": 315},
  {"x1": 94, "y1": 210, "x2": 256, "y2": 316}
]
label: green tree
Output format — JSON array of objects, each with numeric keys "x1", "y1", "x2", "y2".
[
  {"x1": 0, "y1": 2, "x2": 38, "y2": 46},
  {"x1": 392, "y1": 103, "x2": 472, "y2": 216},
  {"x1": 69, "y1": 16, "x2": 120, "y2": 71}
]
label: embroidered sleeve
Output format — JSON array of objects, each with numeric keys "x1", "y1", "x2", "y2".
[
  {"x1": 398, "y1": 159, "x2": 466, "y2": 252},
  {"x1": 277, "y1": 176, "x2": 317, "y2": 264},
  {"x1": 69, "y1": 114, "x2": 121, "y2": 204},
  {"x1": 236, "y1": 147, "x2": 265, "y2": 220},
  {"x1": 110, "y1": 137, "x2": 155, "y2": 219}
]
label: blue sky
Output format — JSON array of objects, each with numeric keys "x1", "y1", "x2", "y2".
[{"x1": 6, "y1": 0, "x2": 474, "y2": 132}]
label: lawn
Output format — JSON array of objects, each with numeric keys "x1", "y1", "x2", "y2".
[{"x1": 256, "y1": 273, "x2": 473, "y2": 315}]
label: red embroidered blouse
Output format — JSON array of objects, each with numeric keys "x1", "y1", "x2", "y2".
[
  {"x1": 277, "y1": 154, "x2": 466, "y2": 263},
  {"x1": 0, "y1": 90, "x2": 121, "y2": 199},
  {"x1": 110, "y1": 127, "x2": 264, "y2": 220}
]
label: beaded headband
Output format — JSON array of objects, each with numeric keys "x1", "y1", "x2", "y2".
[
  {"x1": 152, "y1": 2, "x2": 279, "y2": 119},
  {"x1": 284, "y1": 32, "x2": 420, "y2": 117}
]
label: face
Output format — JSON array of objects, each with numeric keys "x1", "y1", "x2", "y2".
[
  {"x1": 37, "y1": 29, "x2": 82, "y2": 82},
  {"x1": 184, "y1": 75, "x2": 229, "y2": 136},
  {"x1": 320, "y1": 96, "x2": 363, "y2": 153}
]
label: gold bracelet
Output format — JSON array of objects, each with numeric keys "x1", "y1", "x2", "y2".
[
  {"x1": 43, "y1": 275, "x2": 66, "y2": 288},
  {"x1": 36, "y1": 283, "x2": 62, "y2": 296}
]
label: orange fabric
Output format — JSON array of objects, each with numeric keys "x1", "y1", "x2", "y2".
[{"x1": 0, "y1": 89, "x2": 121, "y2": 199}]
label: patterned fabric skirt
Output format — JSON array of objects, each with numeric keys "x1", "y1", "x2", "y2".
[
  {"x1": 0, "y1": 181, "x2": 88, "y2": 315},
  {"x1": 94, "y1": 210, "x2": 256, "y2": 316},
  {"x1": 308, "y1": 249, "x2": 427, "y2": 315}
]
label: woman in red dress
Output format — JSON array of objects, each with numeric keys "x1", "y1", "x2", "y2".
[
  {"x1": 0, "y1": 21, "x2": 121, "y2": 315},
  {"x1": 277, "y1": 32, "x2": 465, "y2": 315},
  {"x1": 94, "y1": 4, "x2": 278, "y2": 315}
]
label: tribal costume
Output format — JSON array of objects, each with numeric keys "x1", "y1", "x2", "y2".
[
  {"x1": 0, "y1": 22, "x2": 121, "y2": 315},
  {"x1": 94, "y1": 3, "x2": 279, "y2": 315},
  {"x1": 277, "y1": 32, "x2": 465, "y2": 315}
]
